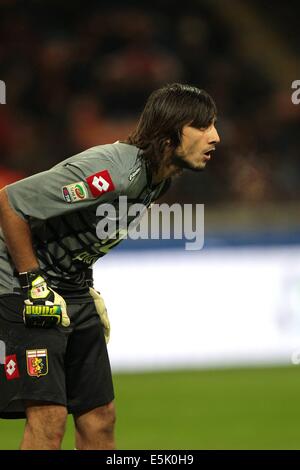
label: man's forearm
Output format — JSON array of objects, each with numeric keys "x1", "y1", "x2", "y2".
[{"x1": 0, "y1": 188, "x2": 39, "y2": 273}]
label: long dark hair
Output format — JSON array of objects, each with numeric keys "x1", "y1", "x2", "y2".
[{"x1": 126, "y1": 83, "x2": 217, "y2": 172}]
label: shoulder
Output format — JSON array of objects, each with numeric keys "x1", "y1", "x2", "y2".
[
  {"x1": 56, "y1": 142, "x2": 139, "y2": 172},
  {"x1": 57, "y1": 143, "x2": 139, "y2": 182},
  {"x1": 50, "y1": 142, "x2": 141, "y2": 193}
]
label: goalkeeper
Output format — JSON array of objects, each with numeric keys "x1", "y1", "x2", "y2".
[{"x1": 0, "y1": 83, "x2": 219, "y2": 449}]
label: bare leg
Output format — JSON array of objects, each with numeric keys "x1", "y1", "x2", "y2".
[
  {"x1": 20, "y1": 401, "x2": 68, "y2": 450},
  {"x1": 73, "y1": 401, "x2": 116, "y2": 450}
]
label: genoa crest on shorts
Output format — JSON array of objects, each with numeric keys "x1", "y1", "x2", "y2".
[{"x1": 26, "y1": 349, "x2": 48, "y2": 378}]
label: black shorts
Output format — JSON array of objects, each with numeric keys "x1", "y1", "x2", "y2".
[{"x1": 0, "y1": 294, "x2": 114, "y2": 419}]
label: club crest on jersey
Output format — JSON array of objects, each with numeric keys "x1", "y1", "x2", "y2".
[
  {"x1": 26, "y1": 349, "x2": 48, "y2": 378},
  {"x1": 62, "y1": 182, "x2": 88, "y2": 203},
  {"x1": 86, "y1": 170, "x2": 115, "y2": 198},
  {"x1": 5, "y1": 354, "x2": 20, "y2": 380}
]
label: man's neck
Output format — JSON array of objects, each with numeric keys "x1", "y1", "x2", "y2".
[
  {"x1": 151, "y1": 146, "x2": 182, "y2": 184},
  {"x1": 152, "y1": 162, "x2": 183, "y2": 185}
]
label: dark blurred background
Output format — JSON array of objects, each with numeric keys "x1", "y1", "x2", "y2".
[
  {"x1": 2, "y1": 0, "x2": 300, "y2": 450},
  {"x1": 1, "y1": 0, "x2": 300, "y2": 210}
]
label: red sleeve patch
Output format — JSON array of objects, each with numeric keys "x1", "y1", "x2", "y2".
[
  {"x1": 86, "y1": 170, "x2": 116, "y2": 198},
  {"x1": 5, "y1": 354, "x2": 20, "y2": 380}
]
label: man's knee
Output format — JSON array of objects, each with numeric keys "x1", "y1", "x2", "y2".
[
  {"x1": 24, "y1": 402, "x2": 68, "y2": 448},
  {"x1": 99, "y1": 401, "x2": 116, "y2": 434},
  {"x1": 75, "y1": 401, "x2": 116, "y2": 437}
]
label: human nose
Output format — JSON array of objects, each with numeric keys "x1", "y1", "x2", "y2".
[{"x1": 209, "y1": 125, "x2": 220, "y2": 144}]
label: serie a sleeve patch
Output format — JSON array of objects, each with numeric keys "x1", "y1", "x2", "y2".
[
  {"x1": 85, "y1": 170, "x2": 115, "y2": 198},
  {"x1": 62, "y1": 181, "x2": 89, "y2": 203}
]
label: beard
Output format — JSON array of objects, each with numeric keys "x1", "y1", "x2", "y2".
[{"x1": 169, "y1": 150, "x2": 205, "y2": 172}]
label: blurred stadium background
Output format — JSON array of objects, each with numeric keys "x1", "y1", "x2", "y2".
[{"x1": 1, "y1": 0, "x2": 300, "y2": 450}]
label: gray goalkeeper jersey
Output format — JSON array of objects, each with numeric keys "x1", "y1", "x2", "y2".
[{"x1": 0, "y1": 142, "x2": 170, "y2": 296}]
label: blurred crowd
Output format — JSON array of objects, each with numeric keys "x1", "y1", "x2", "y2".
[{"x1": 0, "y1": 0, "x2": 300, "y2": 204}]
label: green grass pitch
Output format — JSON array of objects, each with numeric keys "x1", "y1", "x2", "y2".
[{"x1": 1, "y1": 365, "x2": 300, "y2": 449}]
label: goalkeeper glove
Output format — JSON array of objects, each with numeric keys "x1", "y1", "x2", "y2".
[
  {"x1": 18, "y1": 270, "x2": 70, "y2": 328},
  {"x1": 89, "y1": 287, "x2": 110, "y2": 343}
]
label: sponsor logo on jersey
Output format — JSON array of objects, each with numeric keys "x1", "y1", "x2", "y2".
[
  {"x1": 128, "y1": 166, "x2": 141, "y2": 181},
  {"x1": 86, "y1": 170, "x2": 115, "y2": 198},
  {"x1": 73, "y1": 233, "x2": 127, "y2": 264},
  {"x1": 62, "y1": 182, "x2": 88, "y2": 203},
  {"x1": 26, "y1": 349, "x2": 48, "y2": 378},
  {"x1": 5, "y1": 354, "x2": 20, "y2": 380}
]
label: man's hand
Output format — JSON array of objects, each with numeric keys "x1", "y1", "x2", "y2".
[
  {"x1": 89, "y1": 287, "x2": 110, "y2": 343},
  {"x1": 19, "y1": 270, "x2": 70, "y2": 328}
]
